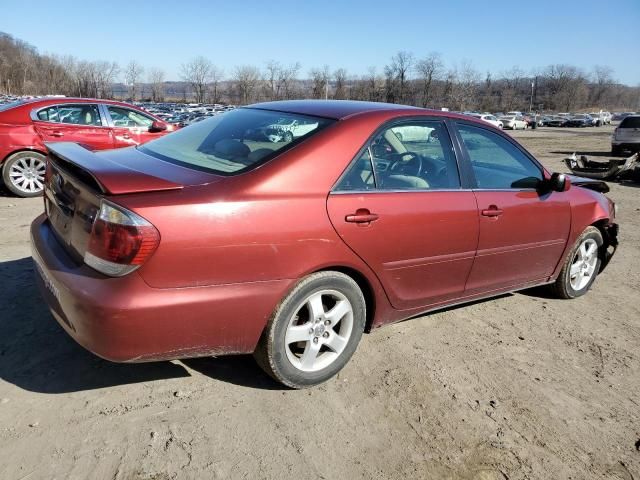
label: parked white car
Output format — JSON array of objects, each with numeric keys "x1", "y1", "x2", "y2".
[
  {"x1": 263, "y1": 118, "x2": 319, "y2": 142},
  {"x1": 390, "y1": 124, "x2": 435, "y2": 142},
  {"x1": 499, "y1": 115, "x2": 528, "y2": 130},
  {"x1": 469, "y1": 113, "x2": 503, "y2": 129}
]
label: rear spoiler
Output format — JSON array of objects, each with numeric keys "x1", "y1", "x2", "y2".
[{"x1": 45, "y1": 142, "x2": 183, "y2": 195}]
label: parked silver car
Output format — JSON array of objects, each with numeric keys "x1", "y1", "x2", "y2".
[{"x1": 612, "y1": 115, "x2": 640, "y2": 155}]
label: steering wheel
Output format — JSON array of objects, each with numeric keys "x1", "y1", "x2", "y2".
[{"x1": 389, "y1": 152, "x2": 422, "y2": 177}]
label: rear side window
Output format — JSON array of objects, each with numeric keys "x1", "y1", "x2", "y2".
[
  {"x1": 619, "y1": 116, "x2": 640, "y2": 128},
  {"x1": 37, "y1": 104, "x2": 102, "y2": 126},
  {"x1": 458, "y1": 124, "x2": 542, "y2": 189},
  {"x1": 140, "y1": 108, "x2": 334, "y2": 175}
]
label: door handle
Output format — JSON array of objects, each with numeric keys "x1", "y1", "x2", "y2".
[
  {"x1": 51, "y1": 131, "x2": 64, "y2": 137},
  {"x1": 481, "y1": 205, "x2": 504, "y2": 217},
  {"x1": 121, "y1": 133, "x2": 131, "y2": 139},
  {"x1": 345, "y1": 209, "x2": 379, "y2": 224}
]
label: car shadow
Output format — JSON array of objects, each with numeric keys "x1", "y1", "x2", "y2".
[
  {"x1": 0, "y1": 257, "x2": 191, "y2": 394},
  {"x1": 182, "y1": 356, "x2": 284, "y2": 390}
]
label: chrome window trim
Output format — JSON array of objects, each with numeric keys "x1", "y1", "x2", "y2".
[
  {"x1": 330, "y1": 187, "x2": 538, "y2": 195},
  {"x1": 30, "y1": 103, "x2": 109, "y2": 128}
]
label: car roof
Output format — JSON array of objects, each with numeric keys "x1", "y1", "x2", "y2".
[
  {"x1": 14, "y1": 97, "x2": 142, "y2": 109},
  {"x1": 247, "y1": 100, "x2": 428, "y2": 120}
]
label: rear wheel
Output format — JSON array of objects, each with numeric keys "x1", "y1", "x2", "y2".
[
  {"x1": 551, "y1": 227, "x2": 603, "y2": 299},
  {"x1": 1, "y1": 151, "x2": 47, "y2": 197},
  {"x1": 254, "y1": 271, "x2": 366, "y2": 388}
]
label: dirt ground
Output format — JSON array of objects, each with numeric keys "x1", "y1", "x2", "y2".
[{"x1": 0, "y1": 124, "x2": 638, "y2": 480}]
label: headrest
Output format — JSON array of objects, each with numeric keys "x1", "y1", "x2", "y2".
[{"x1": 214, "y1": 139, "x2": 250, "y2": 159}]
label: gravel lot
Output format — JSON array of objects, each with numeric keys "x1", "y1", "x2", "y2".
[{"x1": 0, "y1": 125, "x2": 638, "y2": 480}]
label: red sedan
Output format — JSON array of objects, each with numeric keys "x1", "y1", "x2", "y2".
[
  {"x1": 31, "y1": 101, "x2": 618, "y2": 388},
  {"x1": 0, "y1": 97, "x2": 174, "y2": 197}
]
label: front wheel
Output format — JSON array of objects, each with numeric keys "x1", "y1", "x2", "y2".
[
  {"x1": 2, "y1": 151, "x2": 47, "y2": 197},
  {"x1": 254, "y1": 271, "x2": 366, "y2": 388},
  {"x1": 551, "y1": 227, "x2": 603, "y2": 299}
]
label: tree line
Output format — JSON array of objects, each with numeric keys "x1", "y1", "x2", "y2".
[{"x1": 1, "y1": 32, "x2": 638, "y2": 112}]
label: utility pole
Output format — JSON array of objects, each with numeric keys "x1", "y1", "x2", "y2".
[{"x1": 529, "y1": 80, "x2": 534, "y2": 113}]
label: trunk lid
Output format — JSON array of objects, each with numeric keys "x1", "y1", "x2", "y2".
[{"x1": 43, "y1": 142, "x2": 220, "y2": 262}]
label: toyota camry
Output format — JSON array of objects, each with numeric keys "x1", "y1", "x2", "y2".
[{"x1": 31, "y1": 100, "x2": 619, "y2": 388}]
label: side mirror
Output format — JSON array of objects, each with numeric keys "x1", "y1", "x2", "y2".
[
  {"x1": 548, "y1": 172, "x2": 571, "y2": 192},
  {"x1": 149, "y1": 121, "x2": 167, "y2": 133}
]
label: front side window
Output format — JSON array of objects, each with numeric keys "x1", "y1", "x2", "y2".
[
  {"x1": 336, "y1": 120, "x2": 460, "y2": 191},
  {"x1": 37, "y1": 104, "x2": 102, "y2": 126},
  {"x1": 457, "y1": 123, "x2": 542, "y2": 189},
  {"x1": 140, "y1": 108, "x2": 334, "y2": 175},
  {"x1": 107, "y1": 106, "x2": 154, "y2": 128}
]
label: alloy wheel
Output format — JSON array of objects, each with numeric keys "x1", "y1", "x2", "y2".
[
  {"x1": 284, "y1": 289, "x2": 354, "y2": 372},
  {"x1": 569, "y1": 238, "x2": 598, "y2": 290},
  {"x1": 8, "y1": 156, "x2": 46, "y2": 194}
]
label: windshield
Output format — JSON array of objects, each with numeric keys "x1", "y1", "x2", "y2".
[{"x1": 140, "y1": 108, "x2": 334, "y2": 175}]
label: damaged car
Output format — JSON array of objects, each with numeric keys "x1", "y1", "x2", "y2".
[{"x1": 31, "y1": 100, "x2": 619, "y2": 388}]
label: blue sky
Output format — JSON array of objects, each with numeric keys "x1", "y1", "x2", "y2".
[{"x1": 3, "y1": 0, "x2": 639, "y2": 84}]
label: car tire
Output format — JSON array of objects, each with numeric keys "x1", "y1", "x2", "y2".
[
  {"x1": 1, "y1": 151, "x2": 47, "y2": 198},
  {"x1": 283, "y1": 131, "x2": 294, "y2": 142},
  {"x1": 551, "y1": 226, "x2": 603, "y2": 299},
  {"x1": 254, "y1": 271, "x2": 366, "y2": 389}
]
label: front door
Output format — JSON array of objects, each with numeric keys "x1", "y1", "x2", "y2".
[
  {"x1": 455, "y1": 122, "x2": 571, "y2": 293},
  {"x1": 33, "y1": 103, "x2": 114, "y2": 150},
  {"x1": 327, "y1": 119, "x2": 479, "y2": 311},
  {"x1": 105, "y1": 105, "x2": 162, "y2": 148}
]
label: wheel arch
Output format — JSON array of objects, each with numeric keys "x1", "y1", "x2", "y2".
[
  {"x1": 311, "y1": 265, "x2": 377, "y2": 333},
  {"x1": 2, "y1": 147, "x2": 48, "y2": 166},
  {"x1": 591, "y1": 218, "x2": 618, "y2": 272}
]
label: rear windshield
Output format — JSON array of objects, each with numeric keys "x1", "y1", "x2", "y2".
[
  {"x1": 0, "y1": 100, "x2": 26, "y2": 112},
  {"x1": 139, "y1": 108, "x2": 334, "y2": 175},
  {"x1": 619, "y1": 116, "x2": 640, "y2": 128}
]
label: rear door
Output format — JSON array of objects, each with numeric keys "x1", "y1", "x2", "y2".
[
  {"x1": 454, "y1": 122, "x2": 570, "y2": 294},
  {"x1": 327, "y1": 118, "x2": 479, "y2": 311},
  {"x1": 104, "y1": 104, "x2": 163, "y2": 147},
  {"x1": 33, "y1": 103, "x2": 114, "y2": 149}
]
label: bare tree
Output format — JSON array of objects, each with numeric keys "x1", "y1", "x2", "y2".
[
  {"x1": 310, "y1": 65, "x2": 330, "y2": 99},
  {"x1": 386, "y1": 51, "x2": 414, "y2": 104},
  {"x1": 148, "y1": 68, "x2": 165, "y2": 102},
  {"x1": 278, "y1": 62, "x2": 301, "y2": 99},
  {"x1": 181, "y1": 56, "x2": 213, "y2": 103},
  {"x1": 333, "y1": 68, "x2": 348, "y2": 99},
  {"x1": 591, "y1": 65, "x2": 614, "y2": 106},
  {"x1": 124, "y1": 60, "x2": 144, "y2": 101},
  {"x1": 208, "y1": 65, "x2": 224, "y2": 103},
  {"x1": 415, "y1": 52, "x2": 443, "y2": 107},
  {"x1": 500, "y1": 66, "x2": 524, "y2": 111},
  {"x1": 264, "y1": 60, "x2": 282, "y2": 100},
  {"x1": 233, "y1": 65, "x2": 261, "y2": 104}
]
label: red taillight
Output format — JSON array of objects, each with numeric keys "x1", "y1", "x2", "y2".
[{"x1": 85, "y1": 200, "x2": 160, "y2": 277}]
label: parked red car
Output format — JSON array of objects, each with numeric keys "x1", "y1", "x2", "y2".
[
  {"x1": 31, "y1": 101, "x2": 618, "y2": 388},
  {"x1": 0, "y1": 97, "x2": 174, "y2": 197}
]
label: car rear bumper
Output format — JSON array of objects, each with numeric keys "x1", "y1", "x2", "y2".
[{"x1": 31, "y1": 214, "x2": 292, "y2": 362}]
